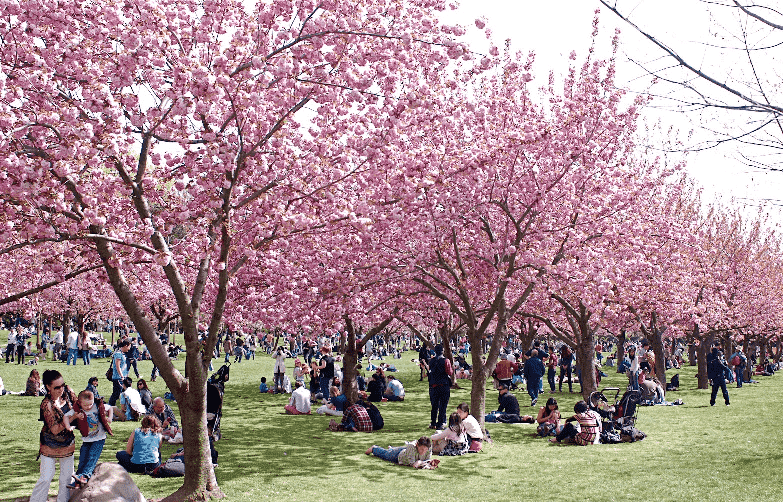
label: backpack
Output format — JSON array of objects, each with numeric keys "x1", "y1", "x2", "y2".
[{"x1": 731, "y1": 355, "x2": 741, "y2": 366}]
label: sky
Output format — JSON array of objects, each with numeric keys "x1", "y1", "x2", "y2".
[{"x1": 439, "y1": 0, "x2": 783, "y2": 223}]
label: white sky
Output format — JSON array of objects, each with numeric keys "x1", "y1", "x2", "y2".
[{"x1": 441, "y1": 0, "x2": 783, "y2": 224}]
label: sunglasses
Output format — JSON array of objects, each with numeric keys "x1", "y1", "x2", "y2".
[{"x1": 52, "y1": 383, "x2": 66, "y2": 390}]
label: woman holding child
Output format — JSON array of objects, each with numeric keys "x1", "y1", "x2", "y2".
[{"x1": 30, "y1": 370, "x2": 79, "y2": 502}]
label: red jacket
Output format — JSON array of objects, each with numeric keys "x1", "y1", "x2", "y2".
[{"x1": 72, "y1": 398, "x2": 113, "y2": 437}]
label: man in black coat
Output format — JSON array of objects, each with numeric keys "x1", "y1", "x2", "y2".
[
  {"x1": 707, "y1": 347, "x2": 730, "y2": 406},
  {"x1": 523, "y1": 349, "x2": 546, "y2": 406}
]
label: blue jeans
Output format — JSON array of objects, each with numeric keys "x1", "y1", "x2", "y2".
[
  {"x1": 81, "y1": 350, "x2": 90, "y2": 365},
  {"x1": 67, "y1": 348, "x2": 79, "y2": 365},
  {"x1": 629, "y1": 371, "x2": 640, "y2": 391},
  {"x1": 371, "y1": 446, "x2": 404, "y2": 463},
  {"x1": 76, "y1": 439, "x2": 105, "y2": 480},
  {"x1": 527, "y1": 377, "x2": 541, "y2": 402},
  {"x1": 735, "y1": 367, "x2": 744, "y2": 387},
  {"x1": 319, "y1": 375, "x2": 331, "y2": 400}
]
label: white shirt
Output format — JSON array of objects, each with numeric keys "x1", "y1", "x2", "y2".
[
  {"x1": 289, "y1": 386, "x2": 311, "y2": 413},
  {"x1": 67, "y1": 332, "x2": 79, "y2": 350},
  {"x1": 387, "y1": 379, "x2": 405, "y2": 397},
  {"x1": 55, "y1": 330, "x2": 64, "y2": 344},
  {"x1": 7, "y1": 331, "x2": 15, "y2": 344},
  {"x1": 462, "y1": 414, "x2": 482, "y2": 439},
  {"x1": 122, "y1": 388, "x2": 146, "y2": 415}
]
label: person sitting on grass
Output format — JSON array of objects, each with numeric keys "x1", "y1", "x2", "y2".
[
  {"x1": 456, "y1": 402, "x2": 485, "y2": 446},
  {"x1": 316, "y1": 386, "x2": 347, "y2": 416},
  {"x1": 549, "y1": 400, "x2": 601, "y2": 445},
  {"x1": 22, "y1": 369, "x2": 44, "y2": 396},
  {"x1": 259, "y1": 377, "x2": 269, "y2": 393},
  {"x1": 382, "y1": 375, "x2": 405, "y2": 402},
  {"x1": 329, "y1": 402, "x2": 373, "y2": 432},
  {"x1": 149, "y1": 397, "x2": 180, "y2": 439},
  {"x1": 112, "y1": 377, "x2": 145, "y2": 422},
  {"x1": 284, "y1": 381, "x2": 311, "y2": 415},
  {"x1": 489, "y1": 384, "x2": 534, "y2": 423},
  {"x1": 367, "y1": 373, "x2": 384, "y2": 402},
  {"x1": 116, "y1": 415, "x2": 163, "y2": 475},
  {"x1": 430, "y1": 412, "x2": 468, "y2": 455},
  {"x1": 365, "y1": 436, "x2": 439, "y2": 469},
  {"x1": 535, "y1": 397, "x2": 562, "y2": 437}
]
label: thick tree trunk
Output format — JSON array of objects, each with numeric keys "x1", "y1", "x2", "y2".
[
  {"x1": 575, "y1": 327, "x2": 597, "y2": 400},
  {"x1": 161, "y1": 346, "x2": 221, "y2": 502},
  {"x1": 342, "y1": 342, "x2": 359, "y2": 406}
]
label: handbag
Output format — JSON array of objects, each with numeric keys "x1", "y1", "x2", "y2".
[{"x1": 105, "y1": 354, "x2": 115, "y2": 381}]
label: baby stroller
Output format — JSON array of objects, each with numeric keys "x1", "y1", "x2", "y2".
[
  {"x1": 589, "y1": 387, "x2": 641, "y2": 429},
  {"x1": 207, "y1": 363, "x2": 230, "y2": 440}
]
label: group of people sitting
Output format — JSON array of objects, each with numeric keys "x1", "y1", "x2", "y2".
[{"x1": 365, "y1": 401, "x2": 485, "y2": 468}]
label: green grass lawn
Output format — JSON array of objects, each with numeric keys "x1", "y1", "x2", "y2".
[{"x1": 0, "y1": 346, "x2": 780, "y2": 502}]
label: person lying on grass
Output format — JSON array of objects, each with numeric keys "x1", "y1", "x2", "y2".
[{"x1": 365, "y1": 436, "x2": 439, "y2": 469}]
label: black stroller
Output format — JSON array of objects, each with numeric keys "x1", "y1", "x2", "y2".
[
  {"x1": 589, "y1": 387, "x2": 641, "y2": 429},
  {"x1": 207, "y1": 363, "x2": 230, "y2": 440}
]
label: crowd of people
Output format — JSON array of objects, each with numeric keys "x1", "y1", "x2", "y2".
[{"x1": 3, "y1": 313, "x2": 780, "y2": 499}]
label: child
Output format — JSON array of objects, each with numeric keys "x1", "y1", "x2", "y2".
[
  {"x1": 65, "y1": 390, "x2": 113, "y2": 488},
  {"x1": 259, "y1": 377, "x2": 269, "y2": 393}
]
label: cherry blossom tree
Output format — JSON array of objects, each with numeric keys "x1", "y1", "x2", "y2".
[{"x1": 0, "y1": 0, "x2": 468, "y2": 498}]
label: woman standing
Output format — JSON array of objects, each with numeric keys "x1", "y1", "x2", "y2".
[{"x1": 30, "y1": 370, "x2": 79, "y2": 502}]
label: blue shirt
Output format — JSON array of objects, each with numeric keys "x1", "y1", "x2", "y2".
[
  {"x1": 130, "y1": 429, "x2": 161, "y2": 465},
  {"x1": 112, "y1": 350, "x2": 127, "y2": 380}
]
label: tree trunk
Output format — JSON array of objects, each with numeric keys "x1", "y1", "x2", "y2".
[
  {"x1": 575, "y1": 326, "x2": 597, "y2": 400},
  {"x1": 469, "y1": 361, "x2": 489, "y2": 435},
  {"x1": 440, "y1": 324, "x2": 458, "y2": 388},
  {"x1": 63, "y1": 310, "x2": 71, "y2": 345},
  {"x1": 695, "y1": 329, "x2": 714, "y2": 390},
  {"x1": 161, "y1": 343, "x2": 220, "y2": 502},
  {"x1": 616, "y1": 329, "x2": 626, "y2": 373},
  {"x1": 688, "y1": 340, "x2": 697, "y2": 366},
  {"x1": 649, "y1": 324, "x2": 667, "y2": 383}
]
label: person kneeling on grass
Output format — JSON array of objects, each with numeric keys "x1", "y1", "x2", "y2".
[
  {"x1": 284, "y1": 381, "x2": 311, "y2": 415},
  {"x1": 365, "y1": 436, "x2": 439, "y2": 469}
]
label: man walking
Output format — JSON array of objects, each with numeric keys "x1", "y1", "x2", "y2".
[{"x1": 523, "y1": 349, "x2": 545, "y2": 406}]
